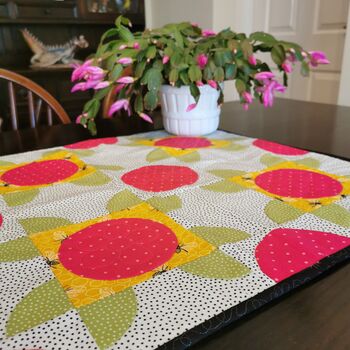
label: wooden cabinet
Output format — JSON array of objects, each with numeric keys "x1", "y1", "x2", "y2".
[
  {"x1": 0, "y1": 0, "x2": 145, "y2": 131},
  {"x1": 78, "y1": 0, "x2": 144, "y2": 25}
]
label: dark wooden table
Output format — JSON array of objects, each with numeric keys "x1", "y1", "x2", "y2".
[{"x1": 1, "y1": 98, "x2": 350, "y2": 350}]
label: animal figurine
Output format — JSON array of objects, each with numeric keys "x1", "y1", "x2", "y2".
[{"x1": 21, "y1": 29, "x2": 89, "y2": 68}]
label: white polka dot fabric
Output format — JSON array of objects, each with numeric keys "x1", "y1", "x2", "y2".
[{"x1": 0, "y1": 130, "x2": 350, "y2": 350}]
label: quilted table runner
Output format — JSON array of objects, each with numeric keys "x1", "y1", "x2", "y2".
[{"x1": 1, "y1": 131, "x2": 350, "y2": 350}]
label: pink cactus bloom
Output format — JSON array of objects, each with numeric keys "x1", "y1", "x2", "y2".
[
  {"x1": 71, "y1": 59, "x2": 93, "y2": 82},
  {"x1": 162, "y1": 55, "x2": 170, "y2": 64},
  {"x1": 71, "y1": 61, "x2": 105, "y2": 83},
  {"x1": 186, "y1": 103, "x2": 197, "y2": 112},
  {"x1": 119, "y1": 44, "x2": 128, "y2": 50},
  {"x1": 196, "y1": 81, "x2": 204, "y2": 87},
  {"x1": 133, "y1": 42, "x2": 140, "y2": 49},
  {"x1": 242, "y1": 91, "x2": 253, "y2": 104},
  {"x1": 116, "y1": 76, "x2": 135, "y2": 84},
  {"x1": 139, "y1": 112, "x2": 153, "y2": 123},
  {"x1": 75, "y1": 113, "x2": 87, "y2": 124},
  {"x1": 202, "y1": 29, "x2": 216, "y2": 37},
  {"x1": 93, "y1": 81, "x2": 111, "y2": 90},
  {"x1": 114, "y1": 83, "x2": 126, "y2": 94},
  {"x1": 309, "y1": 51, "x2": 330, "y2": 67},
  {"x1": 191, "y1": 22, "x2": 199, "y2": 27},
  {"x1": 286, "y1": 49, "x2": 297, "y2": 63},
  {"x1": 248, "y1": 55, "x2": 257, "y2": 66},
  {"x1": 207, "y1": 80, "x2": 218, "y2": 89},
  {"x1": 197, "y1": 53, "x2": 208, "y2": 69},
  {"x1": 243, "y1": 103, "x2": 249, "y2": 111},
  {"x1": 117, "y1": 57, "x2": 133, "y2": 65},
  {"x1": 258, "y1": 80, "x2": 286, "y2": 108},
  {"x1": 71, "y1": 80, "x2": 101, "y2": 92},
  {"x1": 255, "y1": 71, "x2": 275, "y2": 81},
  {"x1": 281, "y1": 61, "x2": 293, "y2": 73},
  {"x1": 108, "y1": 99, "x2": 130, "y2": 116}
]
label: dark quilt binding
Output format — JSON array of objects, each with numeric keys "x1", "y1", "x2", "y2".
[{"x1": 160, "y1": 245, "x2": 350, "y2": 349}]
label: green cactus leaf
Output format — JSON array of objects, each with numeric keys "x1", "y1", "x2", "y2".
[
  {"x1": 260, "y1": 154, "x2": 286, "y2": 167},
  {"x1": 294, "y1": 157, "x2": 320, "y2": 169},
  {"x1": 19, "y1": 217, "x2": 73, "y2": 235},
  {"x1": 78, "y1": 288, "x2": 137, "y2": 350},
  {"x1": 0, "y1": 236, "x2": 39, "y2": 261},
  {"x1": 70, "y1": 171, "x2": 111, "y2": 186},
  {"x1": 265, "y1": 199, "x2": 303, "y2": 224},
  {"x1": 202, "y1": 180, "x2": 246, "y2": 193},
  {"x1": 180, "y1": 250, "x2": 250, "y2": 279},
  {"x1": 107, "y1": 189, "x2": 142, "y2": 213},
  {"x1": 177, "y1": 151, "x2": 200, "y2": 163},
  {"x1": 147, "y1": 195, "x2": 182, "y2": 213},
  {"x1": 190, "y1": 226, "x2": 250, "y2": 246},
  {"x1": 146, "y1": 148, "x2": 170, "y2": 162},
  {"x1": 208, "y1": 169, "x2": 246, "y2": 179},
  {"x1": 91, "y1": 164, "x2": 123, "y2": 171},
  {"x1": 6, "y1": 279, "x2": 72, "y2": 337},
  {"x1": 313, "y1": 204, "x2": 350, "y2": 228},
  {"x1": 3, "y1": 188, "x2": 39, "y2": 207}
]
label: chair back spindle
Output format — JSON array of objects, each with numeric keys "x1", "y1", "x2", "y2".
[{"x1": 0, "y1": 68, "x2": 70, "y2": 130}]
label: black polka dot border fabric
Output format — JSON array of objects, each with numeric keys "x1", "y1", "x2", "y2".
[{"x1": 0, "y1": 131, "x2": 350, "y2": 350}]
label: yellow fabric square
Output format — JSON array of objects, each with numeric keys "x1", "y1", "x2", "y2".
[
  {"x1": 0, "y1": 151, "x2": 96, "y2": 194},
  {"x1": 230, "y1": 161, "x2": 350, "y2": 212},
  {"x1": 30, "y1": 203, "x2": 215, "y2": 308}
]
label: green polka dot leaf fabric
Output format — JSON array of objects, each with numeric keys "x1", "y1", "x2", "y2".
[{"x1": 1, "y1": 130, "x2": 350, "y2": 350}]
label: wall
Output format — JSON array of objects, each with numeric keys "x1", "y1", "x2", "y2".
[{"x1": 145, "y1": 0, "x2": 213, "y2": 29}]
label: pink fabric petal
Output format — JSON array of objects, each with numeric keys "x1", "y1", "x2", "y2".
[{"x1": 256, "y1": 228, "x2": 350, "y2": 283}]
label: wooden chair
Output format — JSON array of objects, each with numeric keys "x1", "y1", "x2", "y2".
[{"x1": 0, "y1": 68, "x2": 71, "y2": 130}]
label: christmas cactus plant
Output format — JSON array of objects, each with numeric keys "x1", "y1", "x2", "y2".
[{"x1": 71, "y1": 15, "x2": 329, "y2": 135}]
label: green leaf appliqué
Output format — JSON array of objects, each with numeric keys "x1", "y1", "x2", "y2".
[
  {"x1": 146, "y1": 148, "x2": 170, "y2": 162},
  {"x1": 260, "y1": 154, "x2": 286, "y2": 167},
  {"x1": 146, "y1": 195, "x2": 182, "y2": 213},
  {"x1": 78, "y1": 288, "x2": 137, "y2": 350},
  {"x1": 7, "y1": 279, "x2": 72, "y2": 336},
  {"x1": 177, "y1": 151, "x2": 200, "y2": 163},
  {"x1": 202, "y1": 180, "x2": 246, "y2": 193},
  {"x1": 180, "y1": 250, "x2": 250, "y2": 279},
  {"x1": 70, "y1": 171, "x2": 111, "y2": 187},
  {"x1": 3, "y1": 188, "x2": 40, "y2": 207},
  {"x1": 208, "y1": 169, "x2": 246, "y2": 179},
  {"x1": 107, "y1": 190, "x2": 142, "y2": 213},
  {"x1": 313, "y1": 204, "x2": 350, "y2": 228},
  {"x1": 190, "y1": 226, "x2": 250, "y2": 246},
  {"x1": 264, "y1": 200, "x2": 303, "y2": 224},
  {"x1": 19, "y1": 217, "x2": 73, "y2": 235},
  {"x1": 0, "y1": 236, "x2": 39, "y2": 262}
]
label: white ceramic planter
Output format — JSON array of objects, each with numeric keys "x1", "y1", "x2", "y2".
[{"x1": 159, "y1": 84, "x2": 221, "y2": 136}]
